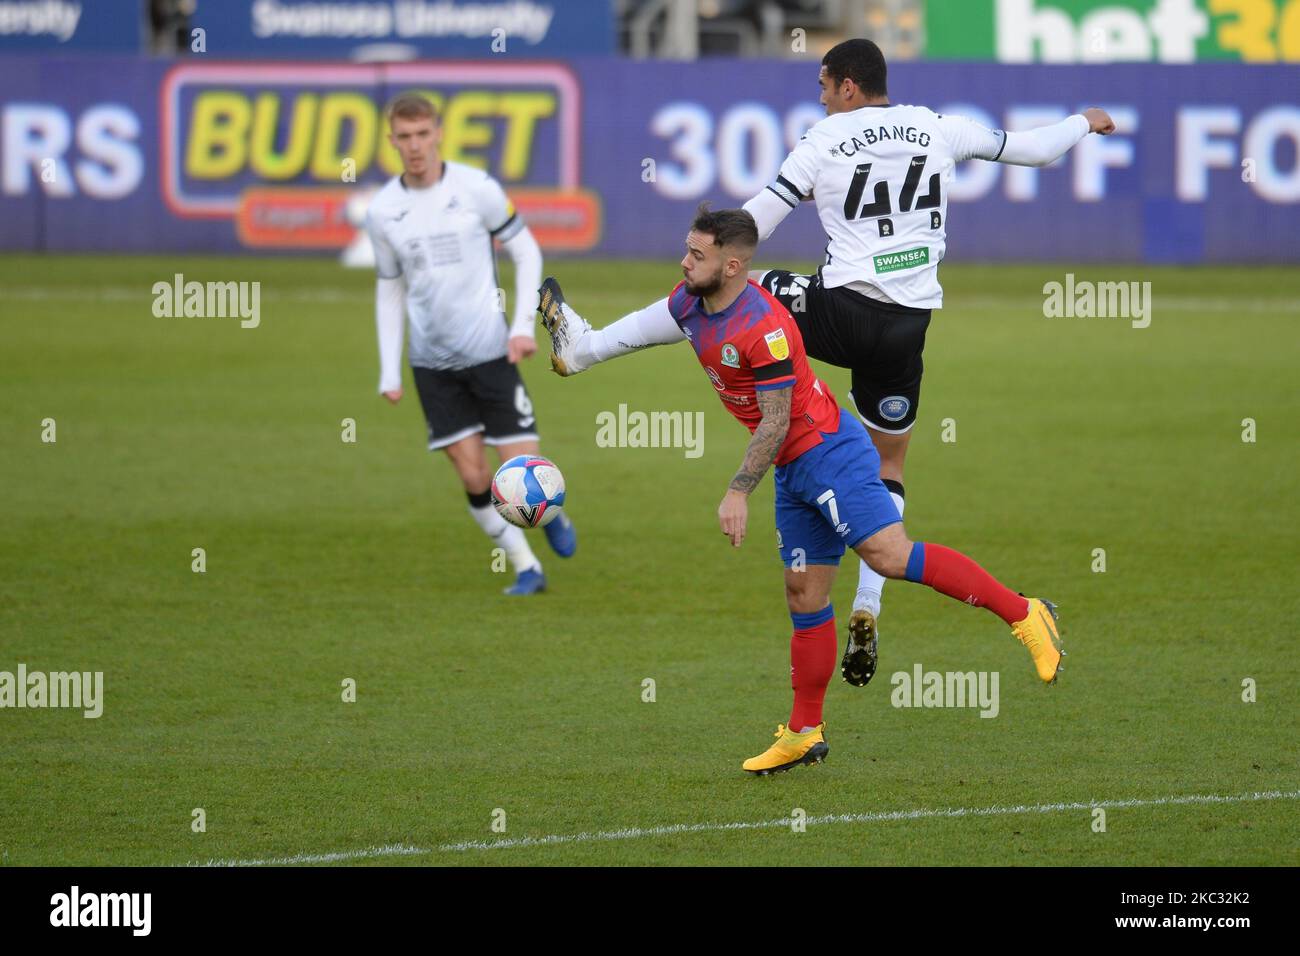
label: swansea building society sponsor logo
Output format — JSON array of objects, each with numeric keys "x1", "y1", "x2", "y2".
[
  {"x1": 891, "y1": 664, "x2": 999, "y2": 718},
  {"x1": 873, "y1": 247, "x2": 930, "y2": 274},
  {"x1": 50, "y1": 886, "x2": 150, "y2": 936},
  {"x1": 0, "y1": 664, "x2": 103, "y2": 718}
]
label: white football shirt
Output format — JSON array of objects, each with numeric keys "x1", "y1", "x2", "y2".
[
  {"x1": 365, "y1": 161, "x2": 525, "y2": 370},
  {"x1": 768, "y1": 104, "x2": 1010, "y2": 310}
]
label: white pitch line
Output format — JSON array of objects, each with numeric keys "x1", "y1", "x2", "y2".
[
  {"x1": 192, "y1": 788, "x2": 1300, "y2": 866},
  {"x1": 196, "y1": 843, "x2": 427, "y2": 867}
]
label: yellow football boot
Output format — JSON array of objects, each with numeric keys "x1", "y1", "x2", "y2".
[
  {"x1": 1011, "y1": 598, "x2": 1064, "y2": 684},
  {"x1": 742, "y1": 723, "x2": 829, "y2": 775}
]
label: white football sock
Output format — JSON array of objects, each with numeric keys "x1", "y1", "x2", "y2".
[
  {"x1": 855, "y1": 491, "x2": 905, "y2": 615},
  {"x1": 468, "y1": 503, "x2": 541, "y2": 574}
]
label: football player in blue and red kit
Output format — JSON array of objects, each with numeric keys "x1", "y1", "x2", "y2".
[{"x1": 538, "y1": 205, "x2": 1064, "y2": 775}]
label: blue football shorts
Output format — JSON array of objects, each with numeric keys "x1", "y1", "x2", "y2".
[{"x1": 774, "y1": 406, "x2": 902, "y2": 567}]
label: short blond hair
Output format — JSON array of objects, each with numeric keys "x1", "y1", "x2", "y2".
[{"x1": 386, "y1": 93, "x2": 439, "y2": 125}]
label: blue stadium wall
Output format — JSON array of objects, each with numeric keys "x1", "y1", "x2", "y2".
[{"x1": 0, "y1": 58, "x2": 1296, "y2": 262}]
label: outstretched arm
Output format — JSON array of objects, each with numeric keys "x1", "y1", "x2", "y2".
[
  {"x1": 942, "y1": 108, "x2": 1114, "y2": 168},
  {"x1": 999, "y1": 110, "x2": 1114, "y2": 166},
  {"x1": 719, "y1": 384, "x2": 792, "y2": 548}
]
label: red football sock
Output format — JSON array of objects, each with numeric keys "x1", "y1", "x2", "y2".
[
  {"x1": 789, "y1": 609, "x2": 837, "y2": 731},
  {"x1": 918, "y1": 543, "x2": 1029, "y2": 626}
]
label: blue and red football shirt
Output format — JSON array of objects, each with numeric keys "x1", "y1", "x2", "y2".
[{"x1": 666, "y1": 279, "x2": 841, "y2": 465}]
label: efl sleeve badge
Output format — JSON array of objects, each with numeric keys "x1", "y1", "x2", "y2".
[{"x1": 764, "y1": 328, "x2": 790, "y2": 361}]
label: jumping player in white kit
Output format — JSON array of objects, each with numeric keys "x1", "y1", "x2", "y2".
[
  {"x1": 740, "y1": 39, "x2": 1114, "y2": 685},
  {"x1": 365, "y1": 93, "x2": 577, "y2": 596}
]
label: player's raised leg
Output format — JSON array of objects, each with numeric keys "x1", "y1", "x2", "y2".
[
  {"x1": 789, "y1": 407, "x2": 1062, "y2": 684},
  {"x1": 853, "y1": 523, "x2": 1064, "y2": 684},
  {"x1": 537, "y1": 276, "x2": 689, "y2": 378}
]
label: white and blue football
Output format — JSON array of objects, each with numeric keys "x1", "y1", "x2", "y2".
[{"x1": 491, "y1": 455, "x2": 566, "y2": 529}]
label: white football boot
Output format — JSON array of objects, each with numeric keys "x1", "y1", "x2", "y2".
[{"x1": 537, "y1": 276, "x2": 592, "y2": 377}]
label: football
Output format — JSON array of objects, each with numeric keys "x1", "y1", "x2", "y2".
[{"x1": 490, "y1": 455, "x2": 566, "y2": 529}]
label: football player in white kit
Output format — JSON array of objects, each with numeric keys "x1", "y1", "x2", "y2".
[
  {"x1": 742, "y1": 39, "x2": 1114, "y2": 686},
  {"x1": 365, "y1": 94, "x2": 576, "y2": 596}
]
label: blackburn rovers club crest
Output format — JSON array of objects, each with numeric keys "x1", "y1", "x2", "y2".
[{"x1": 721, "y1": 343, "x2": 740, "y2": 368}]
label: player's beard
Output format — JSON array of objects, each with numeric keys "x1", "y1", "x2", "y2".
[{"x1": 683, "y1": 265, "x2": 724, "y2": 298}]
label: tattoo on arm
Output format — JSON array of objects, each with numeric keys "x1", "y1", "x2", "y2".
[{"x1": 729, "y1": 386, "x2": 792, "y2": 494}]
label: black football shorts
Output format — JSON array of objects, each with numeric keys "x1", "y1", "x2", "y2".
[
  {"x1": 759, "y1": 270, "x2": 932, "y2": 434},
  {"x1": 411, "y1": 357, "x2": 539, "y2": 450}
]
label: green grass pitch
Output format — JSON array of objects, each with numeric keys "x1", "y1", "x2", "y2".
[{"x1": 1, "y1": 254, "x2": 1296, "y2": 866}]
